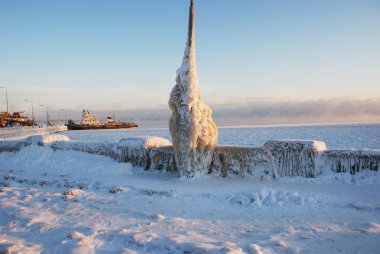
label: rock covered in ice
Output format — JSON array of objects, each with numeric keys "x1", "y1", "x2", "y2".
[
  {"x1": 169, "y1": 0, "x2": 218, "y2": 178},
  {"x1": 264, "y1": 140, "x2": 327, "y2": 177}
]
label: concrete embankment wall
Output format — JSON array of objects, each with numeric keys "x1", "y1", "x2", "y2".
[
  {"x1": 50, "y1": 137, "x2": 379, "y2": 178},
  {"x1": 0, "y1": 126, "x2": 68, "y2": 140},
  {"x1": 2, "y1": 134, "x2": 379, "y2": 178}
]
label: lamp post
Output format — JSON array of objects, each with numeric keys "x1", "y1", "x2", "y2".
[
  {"x1": 40, "y1": 105, "x2": 51, "y2": 126},
  {"x1": 0, "y1": 86, "x2": 8, "y2": 113},
  {"x1": 25, "y1": 100, "x2": 35, "y2": 126}
]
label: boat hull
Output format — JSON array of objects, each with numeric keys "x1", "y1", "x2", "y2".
[{"x1": 67, "y1": 124, "x2": 138, "y2": 131}]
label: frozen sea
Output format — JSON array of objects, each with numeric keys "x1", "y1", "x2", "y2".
[{"x1": 63, "y1": 123, "x2": 380, "y2": 150}]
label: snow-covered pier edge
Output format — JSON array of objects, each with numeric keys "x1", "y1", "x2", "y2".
[
  {"x1": 0, "y1": 126, "x2": 68, "y2": 140},
  {"x1": 1, "y1": 134, "x2": 379, "y2": 178}
]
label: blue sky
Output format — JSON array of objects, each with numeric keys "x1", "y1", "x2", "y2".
[{"x1": 1, "y1": 0, "x2": 380, "y2": 115}]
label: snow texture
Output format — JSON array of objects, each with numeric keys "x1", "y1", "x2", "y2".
[
  {"x1": 1, "y1": 144, "x2": 380, "y2": 253},
  {"x1": 169, "y1": 0, "x2": 218, "y2": 178}
]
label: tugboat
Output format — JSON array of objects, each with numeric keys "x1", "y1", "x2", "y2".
[{"x1": 67, "y1": 110, "x2": 138, "y2": 130}]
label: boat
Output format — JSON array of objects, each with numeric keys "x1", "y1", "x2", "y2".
[
  {"x1": 1, "y1": 111, "x2": 34, "y2": 127},
  {"x1": 67, "y1": 110, "x2": 138, "y2": 130}
]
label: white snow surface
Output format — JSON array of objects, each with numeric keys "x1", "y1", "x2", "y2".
[
  {"x1": 1, "y1": 144, "x2": 380, "y2": 253},
  {"x1": 118, "y1": 136, "x2": 172, "y2": 149},
  {"x1": 264, "y1": 139, "x2": 327, "y2": 152},
  {"x1": 26, "y1": 134, "x2": 71, "y2": 145}
]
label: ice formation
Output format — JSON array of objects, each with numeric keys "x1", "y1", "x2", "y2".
[
  {"x1": 169, "y1": 0, "x2": 218, "y2": 178},
  {"x1": 264, "y1": 140, "x2": 327, "y2": 177},
  {"x1": 2, "y1": 134, "x2": 380, "y2": 178}
]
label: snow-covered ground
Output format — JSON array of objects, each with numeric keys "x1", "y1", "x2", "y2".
[{"x1": 1, "y1": 141, "x2": 380, "y2": 253}]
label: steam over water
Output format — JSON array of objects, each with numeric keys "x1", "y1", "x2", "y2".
[{"x1": 64, "y1": 123, "x2": 380, "y2": 150}]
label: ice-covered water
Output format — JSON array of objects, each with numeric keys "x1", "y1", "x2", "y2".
[{"x1": 63, "y1": 123, "x2": 380, "y2": 150}]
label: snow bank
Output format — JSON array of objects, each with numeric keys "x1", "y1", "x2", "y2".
[
  {"x1": 0, "y1": 140, "x2": 25, "y2": 152},
  {"x1": 0, "y1": 126, "x2": 68, "y2": 140},
  {"x1": 264, "y1": 140, "x2": 327, "y2": 177},
  {"x1": 2, "y1": 142, "x2": 380, "y2": 254},
  {"x1": 0, "y1": 134, "x2": 70, "y2": 152}
]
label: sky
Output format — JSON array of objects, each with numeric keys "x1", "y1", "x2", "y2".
[{"x1": 0, "y1": 0, "x2": 380, "y2": 125}]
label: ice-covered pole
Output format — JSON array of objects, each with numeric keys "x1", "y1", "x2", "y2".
[
  {"x1": 169, "y1": 0, "x2": 218, "y2": 178},
  {"x1": 187, "y1": 0, "x2": 195, "y2": 48}
]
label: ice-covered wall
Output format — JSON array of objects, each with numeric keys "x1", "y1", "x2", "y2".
[
  {"x1": 169, "y1": 0, "x2": 218, "y2": 178},
  {"x1": 210, "y1": 146, "x2": 274, "y2": 178},
  {"x1": 2, "y1": 134, "x2": 379, "y2": 179},
  {"x1": 115, "y1": 137, "x2": 171, "y2": 170},
  {"x1": 150, "y1": 146, "x2": 177, "y2": 172},
  {"x1": 264, "y1": 140, "x2": 327, "y2": 177},
  {"x1": 52, "y1": 137, "x2": 171, "y2": 170},
  {"x1": 51, "y1": 141, "x2": 116, "y2": 159},
  {"x1": 319, "y1": 149, "x2": 380, "y2": 174}
]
